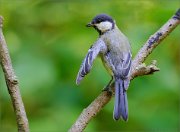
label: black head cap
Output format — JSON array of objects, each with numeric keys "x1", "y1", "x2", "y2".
[
  {"x1": 87, "y1": 14, "x2": 114, "y2": 26},
  {"x1": 86, "y1": 14, "x2": 115, "y2": 35},
  {"x1": 92, "y1": 14, "x2": 114, "y2": 24}
]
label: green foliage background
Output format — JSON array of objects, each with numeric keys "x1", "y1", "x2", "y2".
[{"x1": 0, "y1": 0, "x2": 180, "y2": 131}]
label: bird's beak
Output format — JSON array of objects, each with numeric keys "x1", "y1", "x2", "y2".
[{"x1": 86, "y1": 22, "x2": 94, "y2": 27}]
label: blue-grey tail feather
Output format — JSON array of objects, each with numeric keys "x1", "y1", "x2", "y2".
[
  {"x1": 113, "y1": 81, "x2": 121, "y2": 120},
  {"x1": 113, "y1": 78, "x2": 128, "y2": 121}
]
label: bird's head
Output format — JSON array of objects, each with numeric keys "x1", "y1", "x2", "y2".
[{"x1": 86, "y1": 14, "x2": 115, "y2": 35}]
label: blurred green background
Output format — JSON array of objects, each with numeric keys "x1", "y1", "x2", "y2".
[{"x1": 0, "y1": 0, "x2": 180, "y2": 132}]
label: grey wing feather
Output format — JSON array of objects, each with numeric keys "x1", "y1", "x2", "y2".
[
  {"x1": 120, "y1": 51, "x2": 132, "y2": 90},
  {"x1": 76, "y1": 38, "x2": 107, "y2": 85},
  {"x1": 121, "y1": 51, "x2": 132, "y2": 78}
]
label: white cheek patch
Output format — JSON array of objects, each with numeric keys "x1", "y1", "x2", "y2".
[{"x1": 96, "y1": 21, "x2": 112, "y2": 32}]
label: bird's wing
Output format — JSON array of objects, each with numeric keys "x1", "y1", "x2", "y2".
[
  {"x1": 120, "y1": 50, "x2": 132, "y2": 78},
  {"x1": 118, "y1": 50, "x2": 132, "y2": 90},
  {"x1": 76, "y1": 38, "x2": 107, "y2": 85}
]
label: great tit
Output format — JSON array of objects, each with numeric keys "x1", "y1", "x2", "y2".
[{"x1": 76, "y1": 14, "x2": 132, "y2": 121}]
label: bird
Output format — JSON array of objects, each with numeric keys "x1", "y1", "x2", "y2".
[{"x1": 76, "y1": 14, "x2": 132, "y2": 121}]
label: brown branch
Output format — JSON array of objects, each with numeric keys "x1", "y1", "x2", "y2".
[
  {"x1": 69, "y1": 8, "x2": 180, "y2": 132},
  {"x1": 130, "y1": 60, "x2": 160, "y2": 80},
  {"x1": 0, "y1": 16, "x2": 29, "y2": 132}
]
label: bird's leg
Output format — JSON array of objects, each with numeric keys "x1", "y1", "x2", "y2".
[{"x1": 102, "y1": 76, "x2": 114, "y2": 92}]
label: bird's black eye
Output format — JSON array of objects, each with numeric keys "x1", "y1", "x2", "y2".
[{"x1": 96, "y1": 18, "x2": 101, "y2": 23}]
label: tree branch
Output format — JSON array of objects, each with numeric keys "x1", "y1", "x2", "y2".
[
  {"x1": 0, "y1": 16, "x2": 29, "y2": 132},
  {"x1": 130, "y1": 60, "x2": 160, "y2": 80},
  {"x1": 69, "y1": 8, "x2": 180, "y2": 132}
]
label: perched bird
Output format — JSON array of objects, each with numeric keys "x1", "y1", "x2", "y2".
[{"x1": 76, "y1": 14, "x2": 132, "y2": 121}]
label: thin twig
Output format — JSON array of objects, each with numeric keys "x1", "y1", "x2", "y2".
[
  {"x1": 69, "y1": 8, "x2": 180, "y2": 132},
  {"x1": 0, "y1": 16, "x2": 29, "y2": 132}
]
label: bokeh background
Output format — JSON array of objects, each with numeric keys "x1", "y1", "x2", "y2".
[{"x1": 0, "y1": 0, "x2": 180, "y2": 131}]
